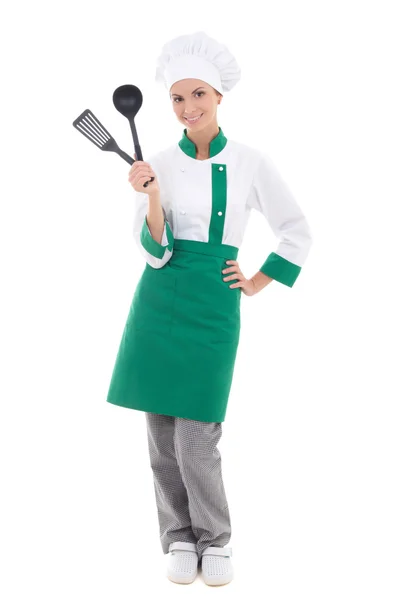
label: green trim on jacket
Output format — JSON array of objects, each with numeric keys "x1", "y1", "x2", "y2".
[
  {"x1": 140, "y1": 216, "x2": 174, "y2": 258},
  {"x1": 260, "y1": 252, "x2": 301, "y2": 287}
]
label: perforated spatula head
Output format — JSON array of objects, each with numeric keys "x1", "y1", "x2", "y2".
[
  {"x1": 72, "y1": 109, "x2": 133, "y2": 165},
  {"x1": 72, "y1": 108, "x2": 153, "y2": 188}
]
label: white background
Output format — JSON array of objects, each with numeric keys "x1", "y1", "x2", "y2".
[{"x1": 1, "y1": 0, "x2": 399, "y2": 598}]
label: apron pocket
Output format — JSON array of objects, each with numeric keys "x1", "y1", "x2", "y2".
[{"x1": 128, "y1": 265, "x2": 177, "y2": 335}]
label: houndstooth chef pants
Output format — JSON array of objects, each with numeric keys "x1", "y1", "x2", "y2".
[{"x1": 145, "y1": 412, "x2": 232, "y2": 559}]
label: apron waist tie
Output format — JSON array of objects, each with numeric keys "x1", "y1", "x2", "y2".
[{"x1": 174, "y1": 239, "x2": 239, "y2": 259}]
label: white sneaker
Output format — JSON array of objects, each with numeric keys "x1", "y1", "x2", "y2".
[
  {"x1": 201, "y1": 546, "x2": 234, "y2": 586},
  {"x1": 166, "y1": 541, "x2": 199, "y2": 584}
]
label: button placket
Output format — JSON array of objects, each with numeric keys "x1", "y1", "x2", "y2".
[{"x1": 216, "y1": 165, "x2": 224, "y2": 217}]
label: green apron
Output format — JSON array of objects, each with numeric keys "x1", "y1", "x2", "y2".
[
  {"x1": 106, "y1": 127, "x2": 242, "y2": 422},
  {"x1": 106, "y1": 238, "x2": 241, "y2": 422}
]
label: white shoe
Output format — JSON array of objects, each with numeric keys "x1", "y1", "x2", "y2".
[
  {"x1": 166, "y1": 541, "x2": 199, "y2": 584},
  {"x1": 201, "y1": 546, "x2": 234, "y2": 586}
]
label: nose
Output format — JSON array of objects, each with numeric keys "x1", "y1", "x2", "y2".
[{"x1": 182, "y1": 103, "x2": 198, "y2": 114}]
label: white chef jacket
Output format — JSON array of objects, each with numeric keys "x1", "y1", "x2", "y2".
[{"x1": 132, "y1": 127, "x2": 312, "y2": 287}]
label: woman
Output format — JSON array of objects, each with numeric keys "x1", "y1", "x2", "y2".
[{"x1": 106, "y1": 31, "x2": 313, "y2": 586}]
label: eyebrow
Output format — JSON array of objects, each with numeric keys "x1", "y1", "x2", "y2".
[{"x1": 170, "y1": 87, "x2": 205, "y2": 98}]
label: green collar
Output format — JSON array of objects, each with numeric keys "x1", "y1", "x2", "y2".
[{"x1": 178, "y1": 126, "x2": 227, "y2": 159}]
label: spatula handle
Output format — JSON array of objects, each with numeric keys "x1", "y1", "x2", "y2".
[
  {"x1": 117, "y1": 149, "x2": 134, "y2": 165},
  {"x1": 143, "y1": 178, "x2": 155, "y2": 188}
]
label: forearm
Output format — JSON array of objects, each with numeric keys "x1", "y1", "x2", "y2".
[
  {"x1": 146, "y1": 192, "x2": 164, "y2": 245},
  {"x1": 250, "y1": 270, "x2": 274, "y2": 293}
]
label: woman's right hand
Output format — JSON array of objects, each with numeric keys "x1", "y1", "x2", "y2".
[{"x1": 128, "y1": 152, "x2": 160, "y2": 195}]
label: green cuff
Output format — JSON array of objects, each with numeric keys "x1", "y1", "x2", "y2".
[
  {"x1": 140, "y1": 216, "x2": 174, "y2": 258},
  {"x1": 260, "y1": 252, "x2": 301, "y2": 287}
]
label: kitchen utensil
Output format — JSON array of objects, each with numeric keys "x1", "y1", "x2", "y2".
[
  {"x1": 72, "y1": 108, "x2": 135, "y2": 163},
  {"x1": 113, "y1": 84, "x2": 154, "y2": 187}
]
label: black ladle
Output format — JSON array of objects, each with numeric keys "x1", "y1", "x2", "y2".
[{"x1": 113, "y1": 84, "x2": 155, "y2": 188}]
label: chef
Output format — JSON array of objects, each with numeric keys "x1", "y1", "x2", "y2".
[{"x1": 106, "y1": 31, "x2": 313, "y2": 586}]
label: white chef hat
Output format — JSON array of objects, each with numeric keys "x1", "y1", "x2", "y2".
[{"x1": 155, "y1": 31, "x2": 241, "y2": 95}]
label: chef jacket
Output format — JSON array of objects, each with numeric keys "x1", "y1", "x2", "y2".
[{"x1": 132, "y1": 128, "x2": 312, "y2": 287}]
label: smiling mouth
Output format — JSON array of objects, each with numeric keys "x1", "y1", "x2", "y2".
[{"x1": 184, "y1": 114, "x2": 203, "y2": 123}]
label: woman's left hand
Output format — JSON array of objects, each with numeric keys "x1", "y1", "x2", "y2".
[{"x1": 222, "y1": 260, "x2": 257, "y2": 296}]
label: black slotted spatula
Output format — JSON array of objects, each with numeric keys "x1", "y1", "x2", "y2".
[{"x1": 72, "y1": 109, "x2": 152, "y2": 188}]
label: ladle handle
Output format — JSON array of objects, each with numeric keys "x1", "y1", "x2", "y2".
[
  {"x1": 134, "y1": 146, "x2": 155, "y2": 189},
  {"x1": 117, "y1": 149, "x2": 155, "y2": 188}
]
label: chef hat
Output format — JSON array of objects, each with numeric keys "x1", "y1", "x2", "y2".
[{"x1": 155, "y1": 31, "x2": 241, "y2": 95}]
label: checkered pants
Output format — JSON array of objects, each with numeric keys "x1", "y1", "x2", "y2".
[{"x1": 145, "y1": 412, "x2": 232, "y2": 558}]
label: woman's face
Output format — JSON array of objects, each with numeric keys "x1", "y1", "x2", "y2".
[{"x1": 170, "y1": 79, "x2": 222, "y2": 131}]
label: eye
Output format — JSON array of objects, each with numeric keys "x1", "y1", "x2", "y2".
[{"x1": 173, "y1": 91, "x2": 205, "y2": 103}]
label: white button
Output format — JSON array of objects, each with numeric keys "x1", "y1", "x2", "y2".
[
  {"x1": 180, "y1": 168, "x2": 185, "y2": 172},
  {"x1": 218, "y1": 211, "x2": 223, "y2": 216},
  {"x1": 219, "y1": 166, "x2": 224, "y2": 171},
  {"x1": 180, "y1": 210, "x2": 186, "y2": 215}
]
